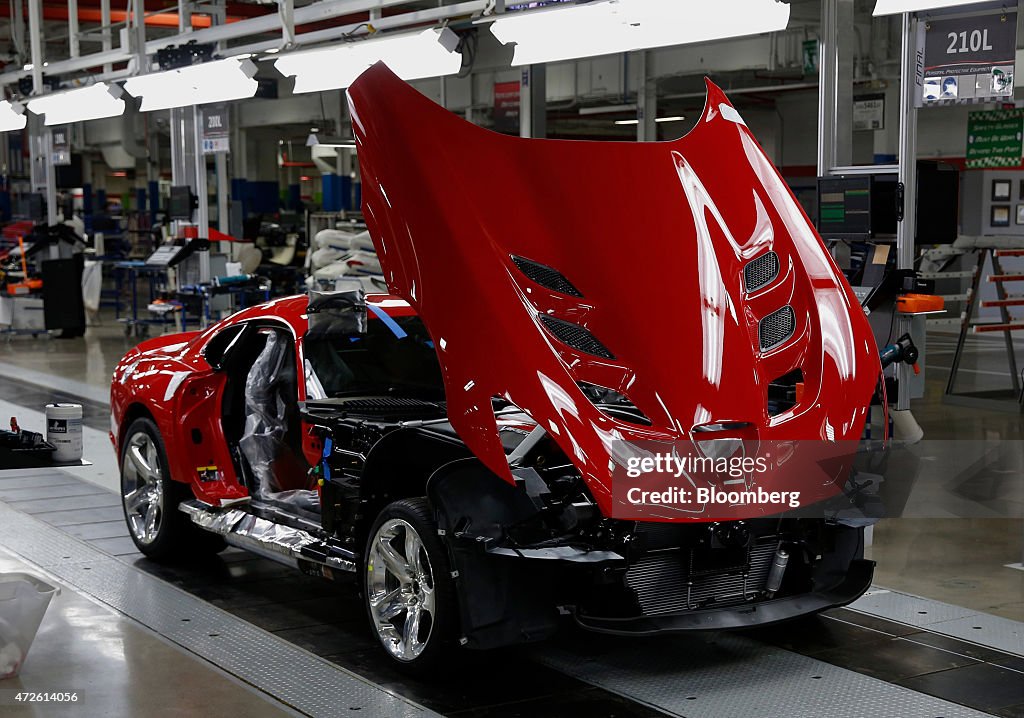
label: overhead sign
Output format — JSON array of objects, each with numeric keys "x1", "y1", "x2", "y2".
[
  {"x1": 853, "y1": 94, "x2": 885, "y2": 131},
  {"x1": 966, "y1": 109, "x2": 1024, "y2": 168},
  {"x1": 802, "y1": 39, "x2": 818, "y2": 75},
  {"x1": 919, "y1": 11, "x2": 1016, "y2": 105},
  {"x1": 51, "y1": 125, "x2": 71, "y2": 166},
  {"x1": 201, "y1": 105, "x2": 230, "y2": 154},
  {"x1": 493, "y1": 81, "x2": 520, "y2": 135}
]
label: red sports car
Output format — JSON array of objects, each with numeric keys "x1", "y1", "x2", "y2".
[{"x1": 110, "y1": 65, "x2": 883, "y2": 669}]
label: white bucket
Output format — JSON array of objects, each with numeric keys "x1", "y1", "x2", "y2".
[
  {"x1": 45, "y1": 404, "x2": 83, "y2": 463},
  {"x1": 0, "y1": 572, "x2": 59, "y2": 679}
]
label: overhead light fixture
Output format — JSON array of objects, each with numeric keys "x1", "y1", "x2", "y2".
[
  {"x1": 579, "y1": 103, "x2": 637, "y2": 116},
  {"x1": 873, "y1": 0, "x2": 979, "y2": 15},
  {"x1": 488, "y1": 0, "x2": 790, "y2": 66},
  {"x1": 0, "y1": 101, "x2": 26, "y2": 132},
  {"x1": 614, "y1": 119, "x2": 639, "y2": 125},
  {"x1": 306, "y1": 132, "x2": 357, "y2": 149},
  {"x1": 656, "y1": 116, "x2": 685, "y2": 123},
  {"x1": 275, "y1": 27, "x2": 462, "y2": 94},
  {"x1": 27, "y1": 83, "x2": 125, "y2": 125},
  {"x1": 122, "y1": 57, "x2": 258, "y2": 112}
]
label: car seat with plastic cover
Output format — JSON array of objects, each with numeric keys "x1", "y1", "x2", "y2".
[{"x1": 237, "y1": 331, "x2": 311, "y2": 505}]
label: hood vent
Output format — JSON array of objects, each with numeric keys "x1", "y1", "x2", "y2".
[
  {"x1": 577, "y1": 381, "x2": 651, "y2": 426},
  {"x1": 512, "y1": 255, "x2": 583, "y2": 297},
  {"x1": 540, "y1": 316, "x2": 614, "y2": 359},
  {"x1": 759, "y1": 305, "x2": 795, "y2": 351},
  {"x1": 745, "y1": 251, "x2": 779, "y2": 293}
]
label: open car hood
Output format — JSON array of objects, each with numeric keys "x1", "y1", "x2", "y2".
[{"x1": 348, "y1": 64, "x2": 881, "y2": 519}]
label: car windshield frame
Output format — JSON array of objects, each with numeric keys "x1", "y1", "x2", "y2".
[{"x1": 303, "y1": 308, "x2": 445, "y2": 402}]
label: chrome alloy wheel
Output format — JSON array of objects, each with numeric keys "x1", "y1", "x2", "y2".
[
  {"x1": 121, "y1": 431, "x2": 165, "y2": 546},
  {"x1": 366, "y1": 518, "x2": 436, "y2": 661}
]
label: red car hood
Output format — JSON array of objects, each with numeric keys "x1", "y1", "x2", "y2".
[{"x1": 348, "y1": 63, "x2": 881, "y2": 519}]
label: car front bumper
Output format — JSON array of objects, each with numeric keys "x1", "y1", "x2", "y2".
[{"x1": 574, "y1": 558, "x2": 875, "y2": 634}]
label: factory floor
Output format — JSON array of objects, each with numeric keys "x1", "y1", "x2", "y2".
[
  {"x1": 0, "y1": 551, "x2": 298, "y2": 718},
  {"x1": 0, "y1": 314, "x2": 1021, "y2": 717}
]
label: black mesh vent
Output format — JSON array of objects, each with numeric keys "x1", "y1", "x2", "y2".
[
  {"x1": 540, "y1": 316, "x2": 614, "y2": 359},
  {"x1": 511, "y1": 255, "x2": 583, "y2": 297},
  {"x1": 745, "y1": 251, "x2": 779, "y2": 292},
  {"x1": 759, "y1": 305, "x2": 795, "y2": 351}
]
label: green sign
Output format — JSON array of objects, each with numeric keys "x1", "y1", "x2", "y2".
[
  {"x1": 966, "y1": 109, "x2": 1024, "y2": 168},
  {"x1": 802, "y1": 40, "x2": 818, "y2": 76}
]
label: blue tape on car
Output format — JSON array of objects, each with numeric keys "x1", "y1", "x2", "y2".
[{"x1": 367, "y1": 304, "x2": 408, "y2": 339}]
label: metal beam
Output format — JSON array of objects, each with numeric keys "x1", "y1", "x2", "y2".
[
  {"x1": 28, "y1": 114, "x2": 57, "y2": 248},
  {"x1": 12, "y1": 0, "x2": 25, "y2": 67},
  {"x1": 101, "y1": 0, "x2": 111, "y2": 72},
  {"x1": 636, "y1": 51, "x2": 656, "y2": 142},
  {"x1": 133, "y1": 0, "x2": 147, "y2": 72},
  {"x1": 520, "y1": 64, "x2": 546, "y2": 139},
  {"x1": 895, "y1": 11, "x2": 920, "y2": 412},
  {"x1": 0, "y1": 0, "x2": 418, "y2": 86},
  {"x1": 279, "y1": 0, "x2": 296, "y2": 48},
  {"x1": 27, "y1": 0, "x2": 44, "y2": 94},
  {"x1": 817, "y1": 0, "x2": 854, "y2": 174},
  {"x1": 68, "y1": 0, "x2": 80, "y2": 58}
]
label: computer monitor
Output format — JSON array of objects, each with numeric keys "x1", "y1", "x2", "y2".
[
  {"x1": 14, "y1": 193, "x2": 46, "y2": 222},
  {"x1": 816, "y1": 176, "x2": 873, "y2": 239},
  {"x1": 168, "y1": 185, "x2": 195, "y2": 220}
]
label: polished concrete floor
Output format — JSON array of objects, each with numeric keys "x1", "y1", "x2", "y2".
[
  {"x1": 873, "y1": 332, "x2": 1024, "y2": 621},
  {"x1": 0, "y1": 313, "x2": 1022, "y2": 716},
  {"x1": 0, "y1": 551, "x2": 297, "y2": 717}
]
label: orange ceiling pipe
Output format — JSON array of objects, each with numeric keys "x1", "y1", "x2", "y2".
[
  {"x1": 0, "y1": 4, "x2": 264, "y2": 27},
  {"x1": 42, "y1": 7, "x2": 244, "y2": 27}
]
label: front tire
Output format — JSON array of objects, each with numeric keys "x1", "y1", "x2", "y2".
[
  {"x1": 120, "y1": 417, "x2": 223, "y2": 559},
  {"x1": 363, "y1": 498, "x2": 458, "y2": 671}
]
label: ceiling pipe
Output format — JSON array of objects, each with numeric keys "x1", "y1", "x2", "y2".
[
  {"x1": 27, "y1": 0, "x2": 45, "y2": 93},
  {"x1": 68, "y1": 0, "x2": 80, "y2": 57},
  {"x1": 100, "y1": 0, "x2": 110, "y2": 71}
]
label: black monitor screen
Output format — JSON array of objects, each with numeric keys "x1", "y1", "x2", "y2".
[
  {"x1": 817, "y1": 176, "x2": 872, "y2": 239},
  {"x1": 168, "y1": 185, "x2": 194, "y2": 220},
  {"x1": 15, "y1": 193, "x2": 45, "y2": 222}
]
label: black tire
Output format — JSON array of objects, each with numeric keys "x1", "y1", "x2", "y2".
[
  {"x1": 363, "y1": 498, "x2": 459, "y2": 672},
  {"x1": 119, "y1": 417, "x2": 225, "y2": 560}
]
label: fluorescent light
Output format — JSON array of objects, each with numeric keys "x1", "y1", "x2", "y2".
[
  {"x1": 488, "y1": 0, "x2": 790, "y2": 66},
  {"x1": 873, "y1": 0, "x2": 979, "y2": 15},
  {"x1": 122, "y1": 58, "x2": 258, "y2": 112},
  {"x1": 0, "y1": 101, "x2": 26, "y2": 132},
  {"x1": 579, "y1": 103, "x2": 637, "y2": 116},
  {"x1": 27, "y1": 83, "x2": 125, "y2": 125},
  {"x1": 306, "y1": 132, "x2": 356, "y2": 149},
  {"x1": 614, "y1": 119, "x2": 639, "y2": 125},
  {"x1": 275, "y1": 28, "x2": 462, "y2": 94},
  {"x1": 656, "y1": 116, "x2": 685, "y2": 123}
]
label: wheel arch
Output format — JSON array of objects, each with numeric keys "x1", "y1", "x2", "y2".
[
  {"x1": 117, "y1": 403, "x2": 156, "y2": 461},
  {"x1": 357, "y1": 428, "x2": 471, "y2": 546},
  {"x1": 116, "y1": 403, "x2": 189, "y2": 484}
]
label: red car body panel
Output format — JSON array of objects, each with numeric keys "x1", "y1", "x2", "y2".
[
  {"x1": 111, "y1": 296, "x2": 313, "y2": 503},
  {"x1": 110, "y1": 294, "x2": 428, "y2": 505},
  {"x1": 348, "y1": 64, "x2": 881, "y2": 519}
]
